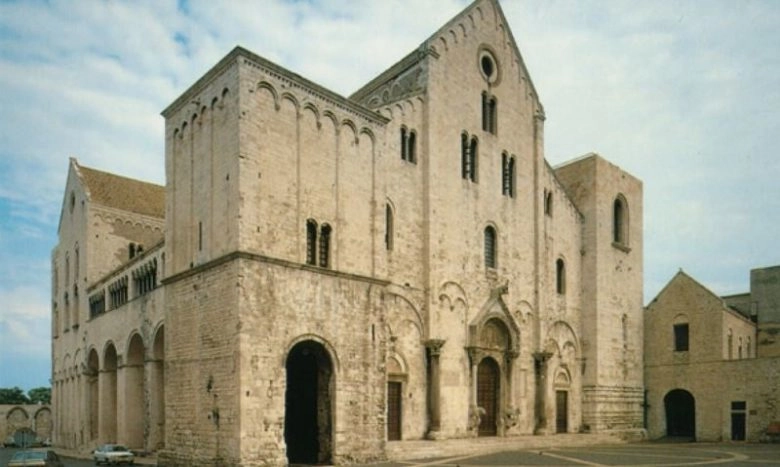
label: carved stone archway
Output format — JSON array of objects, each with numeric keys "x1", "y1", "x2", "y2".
[{"x1": 465, "y1": 287, "x2": 521, "y2": 436}]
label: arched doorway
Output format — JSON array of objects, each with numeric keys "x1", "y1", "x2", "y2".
[
  {"x1": 285, "y1": 340, "x2": 333, "y2": 465},
  {"x1": 664, "y1": 389, "x2": 696, "y2": 439},
  {"x1": 477, "y1": 357, "x2": 500, "y2": 436}
]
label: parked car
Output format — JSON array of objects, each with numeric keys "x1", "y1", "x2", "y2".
[
  {"x1": 93, "y1": 444, "x2": 135, "y2": 465},
  {"x1": 6, "y1": 449, "x2": 64, "y2": 467}
]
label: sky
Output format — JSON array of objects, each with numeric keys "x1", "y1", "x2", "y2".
[{"x1": 0, "y1": 0, "x2": 778, "y2": 392}]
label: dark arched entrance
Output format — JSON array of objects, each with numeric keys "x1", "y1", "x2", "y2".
[
  {"x1": 664, "y1": 389, "x2": 696, "y2": 439},
  {"x1": 285, "y1": 340, "x2": 333, "y2": 464},
  {"x1": 477, "y1": 357, "x2": 500, "y2": 436}
]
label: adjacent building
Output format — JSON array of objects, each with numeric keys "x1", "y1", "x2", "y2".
[
  {"x1": 51, "y1": 0, "x2": 645, "y2": 464},
  {"x1": 644, "y1": 266, "x2": 780, "y2": 441}
]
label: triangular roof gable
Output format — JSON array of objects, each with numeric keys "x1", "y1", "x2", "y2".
[
  {"x1": 646, "y1": 269, "x2": 726, "y2": 313},
  {"x1": 467, "y1": 283, "x2": 521, "y2": 354},
  {"x1": 351, "y1": 0, "x2": 542, "y2": 112}
]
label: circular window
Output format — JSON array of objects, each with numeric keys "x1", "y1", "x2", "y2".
[
  {"x1": 478, "y1": 48, "x2": 499, "y2": 84},
  {"x1": 481, "y1": 55, "x2": 494, "y2": 78}
]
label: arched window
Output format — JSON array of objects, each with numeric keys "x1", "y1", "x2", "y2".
[
  {"x1": 746, "y1": 337, "x2": 751, "y2": 358},
  {"x1": 613, "y1": 195, "x2": 628, "y2": 245},
  {"x1": 555, "y1": 258, "x2": 566, "y2": 294},
  {"x1": 306, "y1": 219, "x2": 318, "y2": 265},
  {"x1": 482, "y1": 92, "x2": 497, "y2": 134},
  {"x1": 738, "y1": 337, "x2": 743, "y2": 359},
  {"x1": 484, "y1": 226, "x2": 497, "y2": 269},
  {"x1": 319, "y1": 224, "x2": 332, "y2": 268},
  {"x1": 385, "y1": 203, "x2": 394, "y2": 251}
]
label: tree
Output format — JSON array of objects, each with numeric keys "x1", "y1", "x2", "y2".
[
  {"x1": 27, "y1": 387, "x2": 51, "y2": 404},
  {"x1": 0, "y1": 387, "x2": 30, "y2": 404}
]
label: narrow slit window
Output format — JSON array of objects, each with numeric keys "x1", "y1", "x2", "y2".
[
  {"x1": 484, "y1": 226, "x2": 497, "y2": 269},
  {"x1": 556, "y1": 259, "x2": 566, "y2": 294},
  {"x1": 385, "y1": 204, "x2": 394, "y2": 251}
]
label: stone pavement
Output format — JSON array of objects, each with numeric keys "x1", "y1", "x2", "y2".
[{"x1": 384, "y1": 432, "x2": 629, "y2": 462}]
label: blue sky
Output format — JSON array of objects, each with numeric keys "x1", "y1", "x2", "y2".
[{"x1": 1, "y1": 0, "x2": 779, "y2": 392}]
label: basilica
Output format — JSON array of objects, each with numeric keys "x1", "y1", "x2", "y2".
[{"x1": 50, "y1": 0, "x2": 644, "y2": 464}]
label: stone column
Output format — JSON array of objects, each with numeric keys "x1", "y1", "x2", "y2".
[
  {"x1": 533, "y1": 351, "x2": 552, "y2": 434},
  {"x1": 425, "y1": 339, "x2": 445, "y2": 439}
]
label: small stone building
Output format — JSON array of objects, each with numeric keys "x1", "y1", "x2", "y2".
[
  {"x1": 644, "y1": 266, "x2": 780, "y2": 441},
  {"x1": 51, "y1": 0, "x2": 645, "y2": 464}
]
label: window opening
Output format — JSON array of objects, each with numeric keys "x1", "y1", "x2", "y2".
[
  {"x1": 674, "y1": 323, "x2": 689, "y2": 351},
  {"x1": 613, "y1": 196, "x2": 628, "y2": 245}
]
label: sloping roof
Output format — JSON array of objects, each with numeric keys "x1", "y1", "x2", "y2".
[{"x1": 75, "y1": 161, "x2": 165, "y2": 219}]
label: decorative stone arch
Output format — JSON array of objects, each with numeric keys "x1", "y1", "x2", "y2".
[
  {"x1": 340, "y1": 119, "x2": 359, "y2": 145},
  {"x1": 302, "y1": 102, "x2": 321, "y2": 129},
  {"x1": 466, "y1": 285, "x2": 521, "y2": 436},
  {"x1": 256, "y1": 81, "x2": 280, "y2": 110},
  {"x1": 386, "y1": 289, "x2": 425, "y2": 339},
  {"x1": 359, "y1": 127, "x2": 376, "y2": 146},
  {"x1": 322, "y1": 110, "x2": 339, "y2": 134},
  {"x1": 280, "y1": 92, "x2": 300, "y2": 113},
  {"x1": 438, "y1": 280, "x2": 468, "y2": 312}
]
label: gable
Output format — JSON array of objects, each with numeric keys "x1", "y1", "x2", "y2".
[{"x1": 351, "y1": 0, "x2": 542, "y2": 114}]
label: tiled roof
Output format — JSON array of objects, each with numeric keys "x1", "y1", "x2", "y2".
[{"x1": 77, "y1": 164, "x2": 165, "y2": 219}]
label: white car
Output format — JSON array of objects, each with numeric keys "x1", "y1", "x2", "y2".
[{"x1": 93, "y1": 444, "x2": 135, "y2": 465}]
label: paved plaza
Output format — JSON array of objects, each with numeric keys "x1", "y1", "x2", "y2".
[{"x1": 361, "y1": 443, "x2": 780, "y2": 467}]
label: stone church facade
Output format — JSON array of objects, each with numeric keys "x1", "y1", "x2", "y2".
[{"x1": 50, "y1": 0, "x2": 644, "y2": 465}]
